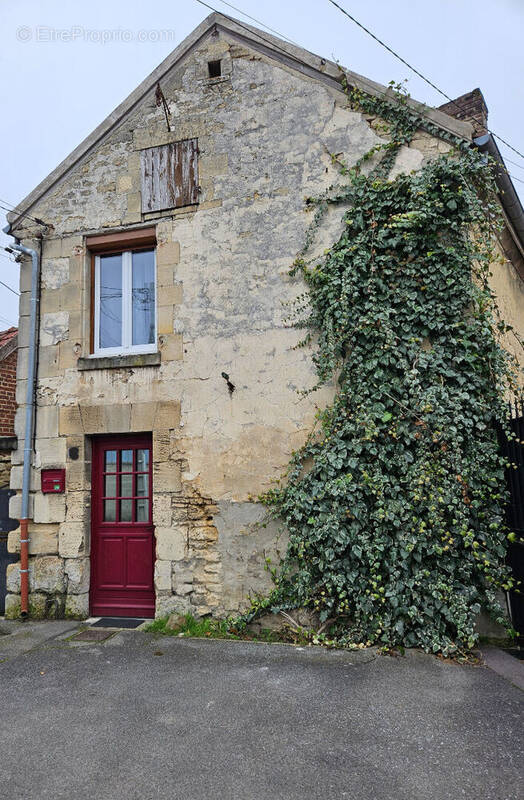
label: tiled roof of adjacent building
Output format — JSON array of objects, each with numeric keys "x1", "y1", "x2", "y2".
[{"x1": 0, "y1": 327, "x2": 18, "y2": 350}]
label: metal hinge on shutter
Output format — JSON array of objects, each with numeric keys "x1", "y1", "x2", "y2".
[{"x1": 140, "y1": 138, "x2": 199, "y2": 213}]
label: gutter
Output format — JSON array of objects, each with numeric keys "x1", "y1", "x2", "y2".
[
  {"x1": 474, "y1": 133, "x2": 524, "y2": 258},
  {"x1": 2, "y1": 223, "x2": 40, "y2": 618}
]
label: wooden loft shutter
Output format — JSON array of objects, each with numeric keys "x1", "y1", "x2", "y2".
[{"x1": 140, "y1": 138, "x2": 199, "y2": 213}]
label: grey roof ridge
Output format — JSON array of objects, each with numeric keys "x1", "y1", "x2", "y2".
[{"x1": 6, "y1": 11, "x2": 473, "y2": 230}]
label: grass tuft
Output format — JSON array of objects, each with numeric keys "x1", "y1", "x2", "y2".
[{"x1": 143, "y1": 613, "x2": 299, "y2": 643}]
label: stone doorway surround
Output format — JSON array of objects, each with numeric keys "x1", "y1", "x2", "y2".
[{"x1": 6, "y1": 399, "x2": 180, "y2": 619}]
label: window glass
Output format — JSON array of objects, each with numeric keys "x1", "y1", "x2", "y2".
[
  {"x1": 104, "y1": 500, "x2": 116, "y2": 522},
  {"x1": 120, "y1": 474, "x2": 133, "y2": 497},
  {"x1": 105, "y1": 450, "x2": 118, "y2": 472},
  {"x1": 120, "y1": 499, "x2": 133, "y2": 522},
  {"x1": 99, "y1": 254, "x2": 122, "y2": 348},
  {"x1": 101, "y1": 445, "x2": 151, "y2": 523},
  {"x1": 137, "y1": 449, "x2": 149, "y2": 472},
  {"x1": 121, "y1": 450, "x2": 133, "y2": 471},
  {"x1": 136, "y1": 474, "x2": 148, "y2": 497},
  {"x1": 104, "y1": 475, "x2": 117, "y2": 497},
  {"x1": 136, "y1": 499, "x2": 149, "y2": 522},
  {"x1": 132, "y1": 250, "x2": 155, "y2": 345}
]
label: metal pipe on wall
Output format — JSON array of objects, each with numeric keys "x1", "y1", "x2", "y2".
[{"x1": 2, "y1": 224, "x2": 40, "y2": 617}]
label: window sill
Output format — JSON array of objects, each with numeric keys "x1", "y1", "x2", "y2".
[{"x1": 77, "y1": 352, "x2": 161, "y2": 371}]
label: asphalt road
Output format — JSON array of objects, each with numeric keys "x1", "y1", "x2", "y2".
[{"x1": 0, "y1": 630, "x2": 522, "y2": 800}]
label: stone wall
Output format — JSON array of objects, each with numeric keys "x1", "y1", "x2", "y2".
[
  {"x1": 5, "y1": 27, "x2": 524, "y2": 619},
  {"x1": 0, "y1": 450, "x2": 12, "y2": 489}
]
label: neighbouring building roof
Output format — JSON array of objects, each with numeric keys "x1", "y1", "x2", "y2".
[
  {"x1": 0, "y1": 327, "x2": 18, "y2": 360},
  {"x1": 438, "y1": 88, "x2": 489, "y2": 137},
  {"x1": 439, "y1": 90, "x2": 524, "y2": 279},
  {"x1": 0, "y1": 326, "x2": 18, "y2": 447}
]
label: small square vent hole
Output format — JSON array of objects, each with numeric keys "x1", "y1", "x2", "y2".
[{"x1": 208, "y1": 60, "x2": 221, "y2": 78}]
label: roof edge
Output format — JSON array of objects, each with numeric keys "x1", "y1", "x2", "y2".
[
  {"x1": 212, "y1": 16, "x2": 472, "y2": 139},
  {"x1": 7, "y1": 11, "x2": 473, "y2": 229},
  {"x1": 474, "y1": 132, "x2": 524, "y2": 271},
  {"x1": 0, "y1": 332, "x2": 18, "y2": 362},
  {"x1": 7, "y1": 13, "x2": 220, "y2": 229}
]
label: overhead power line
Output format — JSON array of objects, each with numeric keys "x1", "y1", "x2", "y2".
[
  {"x1": 0, "y1": 313, "x2": 17, "y2": 328},
  {"x1": 195, "y1": 0, "x2": 524, "y2": 180},
  {"x1": 206, "y1": 0, "x2": 298, "y2": 44},
  {"x1": 503, "y1": 156, "x2": 524, "y2": 172},
  {"x1": 325, "y1": 0, "x2": 524, "y2": 163},
  {"x1": 0, "y1": 277, "x2": 20, "y2": 297},
  {"x1": 0, "y1": 197, "x2": 47, "y2": 226},
  {"x1": 193, "y1": 0, "x2": 459, "y2": 122},
  {"x1": 326, "y1": 0, "x2": 454, "y2": 104},
  {"x1": 194, "y1": 0, "x2": 308, "y2": 53}
]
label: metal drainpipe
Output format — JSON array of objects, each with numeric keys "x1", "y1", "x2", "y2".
[{"x1": 2, "y1": 223, "x2": 40, "y2": 618}]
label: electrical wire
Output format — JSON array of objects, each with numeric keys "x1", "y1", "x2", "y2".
[
  {"x1": 194, "y1": 0, "x2": 524, "y2": 190},
  {"x1": 0, "y1": 278, "x2": 20, "y2": 297},
  {"x1": 0, "y1": 313, "x2": 17, "y2": 328},
  {"x1": 194, "y1": 0, "x2": 322, "y2": 64},
  {"x1": 4, "y1": 0, "x2": 523, "y2": 236},
  {"x1": 503, "y1": 156, "x2": 524, "y2": 172},
  {"x1": 207, "y1": 0, "x2": 298, "y2": 44},
  {"x1": 193, "y1": 0, "x2": 456, "y2": 125},
  {"x1": 325, "y1": 0, "x2": 524, "y2": 163},
  {"x1": 0, "y1": 198, "x2": 47, "y2": 226}
]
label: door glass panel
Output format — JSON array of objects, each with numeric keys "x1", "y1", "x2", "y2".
[
  {"x1": 99, "y1": 254, "x2": 122, "y2": 349},
  {"x1": 121, "y1": 450, "x2": 133, "y2": 471},
  {"x1": 104, "y1": 500, "x2": 116, "y2": 522},
  {"x1": 136, "y1": 499, "x2": 149, "y2": 522},
  {"x1": 101, "y1": 444, "x2": 151, "y2": 525},
  {"x1": 132, "y1": 250, "x2": 155, "y2": 345},
  {"x1": 105, "y1": 450, "x2": 118, "y2": 472},
  {"x1": 136, "y1": 449, "x2": 149, "y2": 472},
  {"x1": 104, "y1": 475, "x2": 117, "y2": 497},
  {"x1": 120, "y1": 499, "x2": 133, "y2": 522},
  {"x1": 120, "y1": 474, "x2": 133, "y2": 497},
  {"x1": 136, "y1": 474, "x2": 148, "y2": 497}
]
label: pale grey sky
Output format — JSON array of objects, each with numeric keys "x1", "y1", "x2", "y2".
[{"x1": 1, "y1": 0, "x2": 523, "y2": 328}]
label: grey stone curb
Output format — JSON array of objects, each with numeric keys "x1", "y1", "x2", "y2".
[{"x1": 481, "y1": 646, "x2": 524, "y2": 690}]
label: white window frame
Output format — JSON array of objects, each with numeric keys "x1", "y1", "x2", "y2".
[{"x1": 93, "y1": 249, "x2": 157, "y2": 357}]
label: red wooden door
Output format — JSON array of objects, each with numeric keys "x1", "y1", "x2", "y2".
[{"x1": 90, "y1": 434, "x2": 155, "y2": 618}]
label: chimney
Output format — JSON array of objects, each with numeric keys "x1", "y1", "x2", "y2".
[{"x1": 438, "y1": 88, "x2": 488, "y2": 136}]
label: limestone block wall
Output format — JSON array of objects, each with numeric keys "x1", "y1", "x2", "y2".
[
  {"x1": 490, "y1": 242, "x2": 524, "y2": 384},
  {"x1": 0, "y1": 450, "x2": 12, "y2": 489},
  {"x1": 5, "y1": 28, "x2": 523, "y2": 619}
]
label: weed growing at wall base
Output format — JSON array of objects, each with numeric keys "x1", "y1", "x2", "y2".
[{"x1": 243, "y1": 82, "x2": 521, "y2": 656}]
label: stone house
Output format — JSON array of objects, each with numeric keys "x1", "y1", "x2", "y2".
[{"x1": 3, "y1": 14, "x2": 524, "y2": 620}]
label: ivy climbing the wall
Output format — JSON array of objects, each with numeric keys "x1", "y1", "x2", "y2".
[{"x1": 250, "y1": 82, "x2": 521, "y2": 655}]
